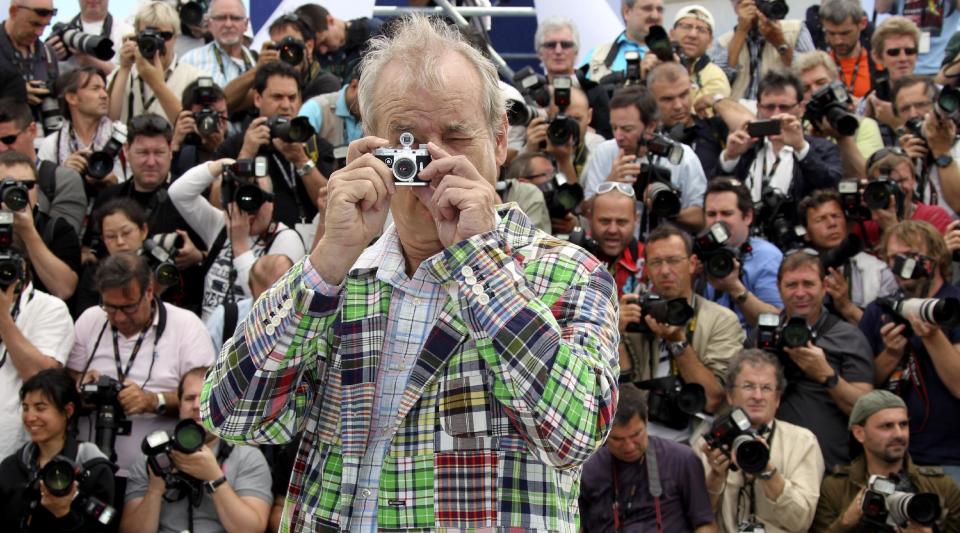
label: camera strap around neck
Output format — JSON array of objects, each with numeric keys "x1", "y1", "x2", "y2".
[
  {"x1": 69, "y1": 13, "x2": 113, "y2": 38},
  {"x1": 212, "y1": 43, "x2": 253, "y2": 79},
  {"x1": 111, "y1": 314, "x2": 153, "y2": 384},
  {"x1": 129, "y1": 63, "x2": 174, "y2": 118},
  {"x1": 0, "y1": 285, "x2": 34, "y2": 370},
  {"x1": 736, "y1": 421, "x2": 776, "y2": 525}
]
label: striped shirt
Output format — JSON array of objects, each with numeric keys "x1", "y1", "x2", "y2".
[{"x1": 179, "y1": 41, "x2": 256, "y2": 88}]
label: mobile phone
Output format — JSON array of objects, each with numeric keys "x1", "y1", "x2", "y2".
[{"x1": 747, "y1": 119, "x2": 781, "y2": 138}]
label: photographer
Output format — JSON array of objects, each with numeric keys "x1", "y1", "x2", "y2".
[
  {"x1": 215, "y1": 61, "x2": 331, "y2": 243},
  {"x1": 863, "y1": 17, "x2": 921, "y2": 141},
  {"x1": 700, "y1": 178, "x2": 783, "y2": 329},
  {"x1": 47, "y1": 0, "x2": 131, "y2": 77},
  {"x1": 583, "y1": 184, "x2": 643, "y2": 298},
  {"x1": 171, "y1": 79, "x2": 229, "y2": 178},
  {"x1": 500, "y1": 152, "x2": 553, "y2": 233},
  {"x1": 799, "y1": 189, "x2": 898, "y2": 326},
  {"x1": 769, "y1": 249, "x2": 874, "y2": 471},
  {"x1": 622, "y1": 225, "x2": 743, "y2": 441},
  {"x1": 523, "y1": 84, "x2": 602, "y2": 185},
  {"x1": 694, "y1": 350, "x2": 824, "y2": 533},
  {"x1": 295, "y1": 4, "x2": 382, "y2": 89},
  {"x1": 719, "y1": 70, "x2": 843, "y2": 204},
  {"x1": 669, "y1": 6, "x2": 732, "y2": 116},
  {"x1": 580, "y1": 383, "x2": 716, "y2": 532},
  {"x1": 793, "y1": 51, "x2": 883, "y2": 181},
  {"x1": 582, "y1": 0, "x2": 664, "y2": 82},
  {"x1": 860, "y1": 221, "x2": 960, "y2": 486},
  {"x1": 0, "y1": 237, "x2": 74, "y2": 458},
  {"x1": 0, "y1": 151, "x2": 81, "y2": 301},
  {"x1": 169, "y1": 159, "x2": 305, "y2": 320},
  {"x1": 66, "y1": 254, "x2": 214, "y2": 473},
  {"x1": 819, "y1": 0, "x2": 873, "y2": 100},
  {"x1": 0, "y1": 0, "x2": 59, "y2": 127},
  {"x1": 892, "y1": 76, "x2": 960, "y2": 220},
  {"x1": 813, "y1": 390, "x2": 960, "y2": 532},
  {"x1": 39, "y1": 67, "x2": 125, "y2": 188},
  {"x1": 297, "y1": 65, "x2": 363, "y2": 149},
  {"x1": 714, "y1": 0, "x2": 815, "y2": 100},
  {"x1": 179, "y1": 0, "x2": 256, "y2": 88},
  {"x1": 0, "y1": 369, "x2": 115, "y2": 532},
  {"x1": 107, "y1": 1, "x2": 205, "y2": 125},
  {"x1": 582, "y1": 85, "x2": 706, "y2": 233},
  {"x1": 120, "y1": 366, "x2": 271, "y2": 533}
]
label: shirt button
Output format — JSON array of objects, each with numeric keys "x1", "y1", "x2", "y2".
[
  {"x1": 360, "y1": 488, "x2": 372, "y2": 498},
  {"x1": 464, "y1": 275, "x2": 478, "y2": 286},
  {"x1": 265, "y1": 324, "x2": 276, "y2": 336},
  {"x1": 461, "y1": 265, "x2": 474, "y2": 277},
  {"x1": 412, "y1": 297, "x2": 423, "y2": 306},
  {"x1": 477, "y1": 293, "x2": 490, "y2": 305}
]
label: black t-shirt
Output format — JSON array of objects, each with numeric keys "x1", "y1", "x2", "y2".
[
  {"x1": 859, "y1": 283, "x2": 960, "y2": 466},
  {"x1": 32, "y1": 214, "x2": 81, "y2": 296}
]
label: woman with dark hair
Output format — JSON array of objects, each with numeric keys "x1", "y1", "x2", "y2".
[{"x1": 0, "y1": 368, "x2": 116, "y2": 532}]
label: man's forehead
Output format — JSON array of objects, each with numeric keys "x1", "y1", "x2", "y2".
[
  {"x1": 0, "y1": 163, "x2": 33, "y2": 179},
  {"x1": 760, "y1": 87, "x2": 798, "y2": 102},
  {"x1": 544, "y1": 27, "x2": 573, "y2": 39}
]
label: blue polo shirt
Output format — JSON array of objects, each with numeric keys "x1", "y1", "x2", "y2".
[
  {"x1": 704, "y1": 237, "x2": 784, "y2": 327},
  {"x1": 298, "y1": 85, "x2": 363, "y2": 146},
  {"x1": 581, "y1": 32, "x2": 649, "y2": 80}
]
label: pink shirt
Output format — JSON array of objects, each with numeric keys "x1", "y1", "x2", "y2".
[{"x1": 859, "y1": 202, "x2": 955, "y2": 247}]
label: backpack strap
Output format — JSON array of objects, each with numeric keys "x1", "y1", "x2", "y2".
[
  {"x1": 222, "y1": 301, "x2": 238, "y2": 346},
  {"x1": 201, "y1": 227, "x2": 228, "y2": 275},
  {"x1": 37, "y1": 160, "x2": 58, "y2": 203}
]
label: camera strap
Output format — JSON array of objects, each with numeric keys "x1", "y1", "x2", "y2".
[
  {"x1": 0, "y1": 284, "x2": 33, "y2": 371},
  {"x1": 67, "y1": 14, "x2": 113, "y2": 38},
  {"x1": 211, "y1": 43, "x2": 253, "y2": 80},
  {"x1": 129, "y1": 65, "x2": 174, "y2": 119},
  {"x1": 735, "y1": 422, "x2": 775, "y2": 526}
]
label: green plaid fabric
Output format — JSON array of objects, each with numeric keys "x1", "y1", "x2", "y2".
[{"x1": 201, "y1": 205, "x2": 621, "y2": 531}]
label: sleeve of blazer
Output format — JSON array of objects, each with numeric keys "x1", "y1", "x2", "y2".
[
  {"x1": 796, "y1": 137, "x2": 843, "y2": 193},
  {"x1": 696, "y1": 303, "x2": 744, "y2": 385},
  {"x1": 759, "y1": 426, "x2": 824, "y2": 531}
]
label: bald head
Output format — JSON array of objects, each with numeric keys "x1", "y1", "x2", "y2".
[{"x1": 249, "y1": 254, "x2": 294, "y2": 298}]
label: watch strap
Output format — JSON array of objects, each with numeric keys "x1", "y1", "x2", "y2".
[
  {"x1": 734, "y1": 289, "x2": 750, "y2": 304},
  {"x1": 666, "y1": 340, "x2": 689, "y2": 358},
  {"x1": 154, "y1": 392, "x2": 166, "y2": 415},
  {"x1": 823, "y1": 371, "x2": 839, "y2": 389},
  {"x1": 759, "y1": 466, "x2": 777, "y2": 480},
  {"x1": 935, "y1": 154, "x2": 954, "y2": 168},
  {"x1": 295, "y1": 159, "x2": 316, "y2": 177},
  {"x1": 205, "y1": 475, "x2": 227, "y2": 494}
]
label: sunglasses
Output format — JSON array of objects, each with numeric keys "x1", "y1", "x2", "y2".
[
  {"x1": 15, "y1": 4, "x2": 57, "y2": 17},
  {"x1": 885, "y1": 47, "x2": 918, "y2": 57},
  {"x1": 541, "y1": 40, "x2": 576, "y2": 50},
  {"x1": 784, "y1": 247, "x2": 819, "y2": 258},
  {"x1": 0, "y1": 127, "x2": 26, "y2": 146},
  {"x1": 209, "y1": 14, "x2": 247, "y2": 23},
  {"x1": 128, "y1": 114, "x2": 173, "y2": 134},
  {"x1": 597, "y1": 181, "x2": 636, "y2": 198}
]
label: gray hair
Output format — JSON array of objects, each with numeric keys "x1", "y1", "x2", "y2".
[
  {"x1": 791, "y1": 51, "x2": 839, "y2": 80},
  {"x1": 646, "y1": 61, "x2": 689, "y2": 88},
  {"x1": 358, "y1": 14, "x2": 505, "y2": 139},
  {"x1": 818, "y1": 0, "x2": 866, "y2": 25},
  {"x1": 95, "y1": 254, "x2": 153, "y2": 294},
  {"x1": 724, "y1": 349, "x2": 787, "y2": 397},
  {"x1": 534, "y1": 17, "x2": 580, "y2": 51}
]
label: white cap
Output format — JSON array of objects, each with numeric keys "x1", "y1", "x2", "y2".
[{"x1": 673, "y1": 5, "x2": 715, "y2": 34}]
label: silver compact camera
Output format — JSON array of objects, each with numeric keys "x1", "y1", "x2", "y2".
[{"x1": 373, "y1": 132, "x2": 431, "y2": 186}]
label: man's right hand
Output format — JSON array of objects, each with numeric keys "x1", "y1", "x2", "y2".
[
  {"x1": 840, "y1": 488, "x2": 865, "y2": 528},
  {"x1": 239, "y1": 117, "x2": 272, "y2": 158},
  {"x1": 880, "y1": 322, "x2": 908, "y2": 360},
  {"x1": 700, "y1": 441, "x2": 731, "y2": 481},
  {"x1": 608, "y1": 149, "x2": 642, "y2": 183},
  {"x1": 311, "y1": 136, "x2": 395, "y2": 284},
  {"x1": 898, "y1": 133, "x2": 929, "y2": 160},
  {"x1": 257, "y1": 42, "x2": 280, "y2": 68},
  {"x1": 119, "y1": 37, "x2": 138, "y2": 69},
  {"x1": 47, "y1": 34, "x2": 69, "y2": 61},
  {"x1": 736, "y1": 0, "x2": 758, "y2": 29},
  {"x1": 26, "y1": 80, "x2": 50, "y2": 106},
  {"x1": 524, "y1": 117, "x2": 548, "y2": 151},
  {"x1": 63, "y1": 149, "x2": 92, "y2": 176},
  {"x1": 724, "y1": 122, "x2": 757, "y2": 160},
  {"x1": 618, "y1": 294, "x2": 642, "y2": 334},
  {"x1": 172, "y1": 110, "x2": 198, "y2": 151},
  {"x1": 945, "y1": 220, "x2": 960, "y2": 255}
]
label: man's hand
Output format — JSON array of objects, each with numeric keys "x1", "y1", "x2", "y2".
[
  {"x1": 414, "y1": 142, "x2": 498, "y2": 247},
  {"x1": 524, "y1": 117, "x2": 548, "y2": 152},
  {"x1": 757, "y1": 12, "x2": 786, "y2": 48},
  {"x1": 899, "y1": 133, "x2": 930, "y2": 160},
  {"x1": 551, "y1": 213, "x2": 577, "y2": 234},
  {"x1": 256, "y1": 41, "x2": 280, "y2": 68},
  {"x1": 880, "y1": 322, "x2": 908, "y2": 360},
  {"x1": 172, "y1": 110, "x2": 198, "y2": 151},
  {"x1": 840, "y1": 488, "x2": 865, "y2": 528},
  {"x1": 724, "y1": 122, "x2": 758, "y2": 160},
  {"x1": 701, "y1": 441, "x2": 732, "y2": 479},
  {"x1": 9, "y1": 199, "x2": 38, "y2": 240},
  {"x1": 736, "y1": 0, "x2": 758, "y2": 28},
  {"x1": 640, "y1": 52, "x2": 662, "y2": 80},
  {"x1": 694, "y1": 94, "x2": 718, "y2": 119},
  {"x1": 272, "y1": 138, "x2": 309, "y2": 166},
  {"x1": 170, "y1": 445, "x2": 223, "y2": 482},
  {"x1": 0, "y1": 282, "x2": 18, "y2": 320},
  {"x1": 783, "y1": 342, "x2": 834, "y2": 383},
  {"x1": 908, "y1": 315, "x2": 939, "y2": 340},
  {"x1": 118, "y1": 37, "x2": 137, "y2": 69},
  {"x1": 78, "y1": 369, "x2": 102, "y2": 386},
  {"x1": 923, "y1": 112, "x2": 958, "y2": 156},
  {"x1": 63, "y1": 149, "x2": 92, "y2": 176},
  {"x1": 47, "y1": 34, "x2": 69, "y2": 61},
  {"x1": 619, "y1": 294, "x2": 642, "y2": 334},
  {"x1": 870, "y1": 194, "x2": 901, "y2": 230},
  {"x1": 118, "y1": 379, "x2": 158, "y2": 415},
  {"x1": 134, "y1": 48, "x2": 165, "y2": 87},
  {"x1": 643, "y1": 315, "x2": 685, "y2": 343},
  {"x1": 239, "y1": 117, "x2": 271, "y2": 158},
  {"x1": 227, "y1": 202, "x2": 252, "y2": 256},
  {"x1": 824, "y1": 267, "x2": 854, "y2": 312},
  {"x1": 945, "y1": 220, "x2": 960, "y2": 255},
  {"x1": 898, "y1": 521, "x2": 935, "y2": 533},
  {"x1": 773, "y1": 113, "x2": 805, "y2": 151},
  {"x1": 173, "y1": 230, "x2": 203, "y2": 269},
  {"x1": 608, "y1": 149, "x2": 642, "y2": 183},
  {"x1": 706, "y1": 258, "x2": 744, "y2": 295},
  {"x1": 40, "y1": 480, "x2": 77, "y2": 518},
  {"x1": 26, "y1": 80, "x2": 51, "y2": 106},
  {"x1": 868, "y1": 95, "x2": 899, "y2": 128}
]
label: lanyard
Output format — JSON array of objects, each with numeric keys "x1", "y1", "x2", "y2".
[
  {"x1": 610, "y1": 449, "x2": 663, "y2": 533},
  {"x1": 0, "y1": 286, "x2": 35, "y2": 370},
  {"x1": 212, "y1": 44, "x2": 253, "y2": 80},
  {"x1": 832, "y1": 48, "x2": 864, "y2": 94},
  {"x1": 271, "y1": 154, "x2": 308, "y2": 221},
  {"x1": 110, "y1": 307, "x2": 154, "y2": 383},
  {"x1": 735, "y1": 422, "x2": 777, "y2": 525},
  {"x1": 129, "y1": 63, "x2": 175, "y2": 118}
]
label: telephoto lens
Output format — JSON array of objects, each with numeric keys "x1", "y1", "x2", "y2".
[
  {"x1": 40, "y1": 456, "x2": 80, "y2": 497},
  {"x1": 267, "y1": 116, "x2": 315, "y2": 143},
  {"x1": 275, "y1": 36, "x2": 305, "y2": 66},
  {"x1": 887, "y1": 492, "x2": 942, "y2": 527},
  {"x1": 779, "y1": 316, "x2": 812, "y2": 348},
  {"x1": 863, "y1": 179, "x2": 900, "y2": 210},
  {"x1": 172, "y1": 419, "x2": 206, "y2": 453},
  {"x1": 648, "y1": 181, "x2": 681, "y2": 218},
  {"x1": 887, "y1": 297, "x2": 960, "y2": 327}
]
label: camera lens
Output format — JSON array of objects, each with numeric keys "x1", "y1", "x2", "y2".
[
  {"x1": 2, "y1": 186, "x2": 28, "y2": 211},
  {"x1": 864, "y1": 181, "x2": 894, "y2": 210},
  {"x1": 663, "y1": 298, "x2": 695, "y2": 325},
  {"x1": 732, "y1": 435, "x2": 770, "y2": 474},
  {"x1": 938, "y1": 87, "x2": 960, "y2": 117},
  {"x1": 235, "y1": 184, "x2": 265, "y2": 213},
  {"x1": 649, "y1": 182, "x2": 681, "y2": 218},
  {"x1": 179, "y1": 1, "x2": 204, "y2": 27},
  {"x1": 0, "y1": 259, "x2": 19, "y2": 286},
  {"x1": 41, "y1": 458, "x2": 77, "y2": 497},
  {"x1": 87, "y1": 152, "x2": 114, "y2": 180},
  {"x1": 286, "y1": 117, "x2": 313, "y2": 143},
  {"x1": 780, "y1": 319, "x2": 811, "y2": 348},
  {"x1": 173, "y1": 420, "x2": 206, "y2": 453},
  {"x1": 393, "y1": 156, "x2": 417, "y2": 181},
  {"x1": 706, "y1": 250, "x2": 735, "y2": 278},
  {"x1": 155, "y1": 263, "x2": 179, "y2": 286},
  {"x1": 676, "y1": 383, "x2": 706, "y2": 415}
]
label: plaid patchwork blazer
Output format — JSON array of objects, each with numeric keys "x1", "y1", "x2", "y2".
[{"x1": 201, "y1": 205, "x2": 621, "y2": 531}]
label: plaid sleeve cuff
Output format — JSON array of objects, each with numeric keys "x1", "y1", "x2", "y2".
[{"x1": 302, "y1": 255, "x2": 346, "y2": 297}]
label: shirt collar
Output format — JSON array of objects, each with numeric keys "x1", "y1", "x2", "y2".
[
  {"x1": 354, "y1": 223, "x2": 441, "y2": 296},
  {"x1": 335, "y1": 85, "x2": 353, "y2": 120}
]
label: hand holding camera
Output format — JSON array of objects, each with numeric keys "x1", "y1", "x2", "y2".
[
  {"x1": 119, "y1": 37, "x2": 138, "y2": 69},
  {"x1": 879, "y1": 321, "x2": 909, "y2": 360},
  {"x1": 725, "y1": 122, "x2": 760, "y2": 160},
  {"x1": 609, "y1": 150, "x2": 642, "y2": 183},
  {"x1": 39, "y1": 479, "x2": 78, "y2": 518},
  {"x1": 898, "y1": 130, "x2": 930, "y2": 160},
  {"x1": 25, "y1": 79, "x2": 51, "y2": 106},
  {"x1": 239, "y1": 117, "x2": 272, "y2": 158},
  {"x1": 619, "y1": 293, "x2": 643, "y2": 335},
  {"x1": 921, "y1": 112, "x2": 957, "y2": 157},
  {"x1": 256, "y1": 41, "x2": 281, "y2": 67},
  {"x1": 736, "y1": 0, "x2": 759, "y2": 28},
  {"x1": 169, "y1": 445, "x2": 222, "y2": 483},
  {"x1": 172, "y1": 110, "x2": 198, "y2": 150},
  {"x1": 118, "y1": 378, "x2": 159, "y2": 416},
  {"x1": 783, "y1": 342, "x2": 833, "y2": 383}
]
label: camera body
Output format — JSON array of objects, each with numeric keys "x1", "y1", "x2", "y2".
[
  {"x1": 704, "y1": 407, "x2": 770, "y2": 474},
  {"x1": 139, "y1": 233, "x2": 183, "y2": 287},
  {"x1": 187, "y1": 77, "x2": 221, "y2": 142},
  {"x1": 625, "y1": 292, "x2": 695, "y2": 334},
  {"x1": 222, "y1": 157, "x2": 271, "y2": 213},
  {"x1": 177, "y1": 0, "x2": 208, "y2": 28},
  {"x1": 32, "y1": 455, "x2": 118, "y2": 526},
  {"x1": 756, "y1": 313, "x2": 813, "y2": 352},
  {"x1": 634, "y1": 162, "x2": 681, "y2": 219},
  {"x1": 267, "y1": 115, "x2": 315, "y2": 143},
  {"x1": 373, "y1": 132, "x2": 432, "y2": 186},
  {"x1": 645, "y1": 25, "x2": 675, "y2": 62},
  {"x1": 695, "y1": 222, "x2": 740, "y2": 279},
  {"x1": 635, "y1": 375, "x2": 706, "y2": 429},
  {"x1": 755, "y1": 187, "x2": 806, "y2": 250},
  {"x1": 0, "y1": 178, "x2": 30, "y2": 212},
  {"x1": 142, "y1": 419, "x2": 206, "y2": 479},
  {"x1": 756, "y1": 0, "x2": 789, "y2": 20},
  {"x1": 269, "y1": 36, "x2": 305, "y2": 66},
  {"x1": 837, "y1": 179, "x2": 870, "y2": 221},
  {"x1": 862, "y1": 474, "x2": 943, "y2": 529},
  {"x1": 546, "y1": 76, "x2": 581, "y2": 147},
  {"x1": 901, "y1": 117, "x2": 926, "y2": 144},
  {"x1": 647, "y1": 133, "x2": 684, "y2": 165},
  {"x1": 80, "y1": 375, "x2": 132, "y2": 462},
  {"x1": 87, "y1": 122, "x2": 127, "y2": 180},
  {"x1": 624, "y1": 51, "x2": 642, "y2": 84},
  {"x1": 31, "y1": 79, "x2": 64, "y2": 133},
  {"x1": 49, "y1": 22, "x2": 115, "y2": 61},
  {"x1": 0, "y1": 211, "x2": 23, "y2": 290},
  {"x1": 805, "y1": 81, "x2": 859, "y2": 137},
  {"x1": 535, "y1": 178, "x2": 584, "y2": 220},
  {"x1": 136, "y1": 28, "x2": 166, "y2": 60},
  {"x1": 864, "y1": 175, "x2": 904, "y2": 212}
]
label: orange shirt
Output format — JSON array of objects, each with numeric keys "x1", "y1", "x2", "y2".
[{"x1": 833, "y1": 48, "x2": 875, "y2": 98}]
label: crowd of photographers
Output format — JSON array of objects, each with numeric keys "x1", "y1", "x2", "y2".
[{"x1": 1, "y1": 0, "x2": 960, "y2": 531}]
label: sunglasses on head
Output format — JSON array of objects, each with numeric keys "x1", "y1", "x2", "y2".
[
  {"x1": 15, "y1": 4, "x2": 57, "y2": 17},
  {"x1": 885, "y1": 47, "x2": 918, "y2": 57},
  {"x1": 128, "y1": 114, "x2": 172, "y2": 134}
]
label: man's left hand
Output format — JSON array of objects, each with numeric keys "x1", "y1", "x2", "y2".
[
  {"x1": 783, "y1": 342, "x2": 833, "y2": 383},
  {"x1": 414, "y1": 142, "x2": 498, "y2": 247},
  {"x1": 0, "y1": 282, "x2": 18, "y2": 320},
  {"x1": 869, "y1": 194, "x2": 900, "y2": 230},
  {"x1": 118, "y1": 380, "x2": 158, "y2": 415},
  {"x1": 757, "y1": 13, "x2": 786, "y2": 47},
  {"x1": 897, "y1": 521, "x2": 934, "y2": 533},
  {"x1": 923, "y1": 112, "x2": 957, "y2": 156},
  {"x1": 9, "y1": 201, "x2": 37, "y2": 240},
  {"x1": 170, "y1": 445, "x2": 223, "y2": 482},
  {"x1": 135, "y1": 49, "x2": 165, "y2": 86},
  {"x1": 173, "y1": 230, "x2": 203, "y2": 269},
  {"x1": 908, "y1": 315, "x2": 939, "y2": 340},
  {"x1": 706, "y1": 258, "x2": 744, "y2": 295},
  {"x1": 824, "y1": 267, "x2": 853, "y2": 311},
  {"x1": 774, "y1": 114, "x2": 805, "y2": 151},
  {"x1": 272, "y1": 138, "x2": 309, "y2": 166},
  {"x1": 643, "y1": 315, "x2": 685, "y2": 343}
]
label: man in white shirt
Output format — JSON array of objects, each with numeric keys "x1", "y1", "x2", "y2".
[{"x1": 179, "y1": 0, "x2": 256, "y2": 88}]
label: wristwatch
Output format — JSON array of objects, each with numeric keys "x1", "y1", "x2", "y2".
[
  {"x1": 823, "y1": 371, "x2": 839, "y2": 390},
  {"x1": 295, "y1": 159, "x2": 316, "y2": 178},
  {"x1": 204, "y1": 475, "x2": 228, "y2": 494},
  {"x1": 734, "y1": 289, "x2": 750, "y2": 305},
  {"x1": 935, "y1": 154, "x2": 954, "y2": 168},
  {"x1": 759, "y1": 466, "x2": 778, "y2": 481},
  {"x1": 666, "y1": 340, "x2": 689, "y2": 358},
  {"x1": 154, "y1": 393, "x2": 167, "y2": 415}
]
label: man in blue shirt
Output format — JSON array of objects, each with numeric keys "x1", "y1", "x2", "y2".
[
  {"x1": 298, "y1": 67, "x2": 362, "y2": 149},
  {"x1": 581, "y1": 0, "x2": 664, "y2": 81},
  {"x1": 700, "y1": 178, "x2": 783, "y2": 328}
]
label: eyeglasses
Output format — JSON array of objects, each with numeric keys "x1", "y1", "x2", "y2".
[
  {"x1": 101, "y1": 292, "x2": 146, "y2": 315},
  {"x1": 597, "y1": 181, "x2": 636, "y2": 198},
  {"x1": 209, "y1": 14, "x2": 247, "y2": 23},
  {"x1": 758, "y1": 103, "x2": 798, "y2": 113},
  {"x1": 736, "y1": 382, "x2": 778, "y2": 395},
  {"x1": 129, "y1": 114, "x2": 173, "y2": 135},
  {"x1": 523, "y1": 170, "x2": 556, "y2": 181},
  {"x1": 102, "y1": 225, "x2": 139, "y2": 242},
  {"x1": 646, "y1": 255, "x2": 689, "y2": 269},
  {"x1": 541, "y1": 40, "x2": 575, "y2": 50},
  {"x1": 0, "y1": 127, "x2": 27, "y2": 146},
  {"x1": 15, "y1": 4, "x2": 57, "y2": 17},
  {"x1": 885, "y1": 47, "x2": 918, "y2": 57},
  {"x1": 674, "y1": 22, "x2": 711, "y2": 35}
]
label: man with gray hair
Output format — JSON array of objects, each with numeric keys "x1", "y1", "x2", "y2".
[
  {"x1": 179, "y1": 0, "x2": 256, "y2": 87},
  {"x1": 819, "y1": 0, "x2": 873, "y2": 99},
  {"x1": 694, "y1": 349, "x2": 824, "y2": 533},
  {"x1": 201, "y1": 13, "x2": 620, "y2": 532}
]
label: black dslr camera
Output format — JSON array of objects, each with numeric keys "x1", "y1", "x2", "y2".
[
  {"x1": 756, "y1": 313, "x2": 813, "y2": 352},
  {"x1": 755, "y1": 187, "x2": 805, "y2": 251},
  {"x1": 30, "y1": 79, "x2": 65, "y2": 133},
  {"x1": 269, "y1": 36, "x2": 305, "y2": 66},
  {"x1": 0, "y1": 178, "x2": 30, "y2": 212},
  {"x1": 634, "y1": 162, "x2": 681, "y2": 219},
  {"x1": 87, "y1": 123, "x2": 127, "y2": 180},
  {"x1": 137, "y1": 28, "x2": 166, "y2": 60},
  {"x1": 647, "y1": 132, "x2": 684, "y2": 165},
  {"x1": 861, "y1": 474, "x2": 943, "y2": 529},
  {"x1": 374, "y1": 132, "x2": 432, "y2": 187},
  {"x1": 80, "y1": 376, "x2": 132, "y2": 463},
  {"x1": 756, "y1": 0, "x2": 789, "y2": 20},
  {"x1": 864, "y1": 165, "x2": 905, "y2": 216},
  {"x1": 625, "y1": 292, "x2": 694, "y2": 334},
  {"x1": 267, "y1": 115, "x2": 315, "y2": 143},
  {"x1": 142, "y1": 419, "x2": 206, "y2": 478},
  {"x1": 139, "y1": 233, "x2": 183, "y2": 287},
  {"x1": 546, "y1": 76, "x2": 580, "y2": 147},
  {"x1": 695, "y1": 222, "x2": 740, "y2": 279},
  {"x1": 0, "y1": 211, "x2": 23, "y2": 290},
  {"x1": 644, "y1": 25, "x2": 675, "y2": 62},
  {"x1": 805, "y1": 81, "x2": 859, "y2": 137},
  {"x1": 704, "y1": 407, "x2": 770, "y2": 474},
  {"x1": 186, "y1": 77, "x2": 221, "y2": 145},
  {"x1": 507, "y1": 67, "x2": 550, "y2": 126},
  {"x1": 31, "y1": 455, "x2": 118, "y2": 527},
  {"x1": 635, "y1": 375, "x2": 706, "y2": 429},
  {"x1": 222, "y1": 157, "x2": 272, "y2": 213},
  {"x1": 48, "y1": 22, "x2": 115, "y2": 61},
  {"x1": 536, "y1": 178, "x2": 584, "y2": 220},
  {"x1": 837, "y1": 179, "x2": 870, "y2": 221},
  {"x1": 177, "y1": 0, "x2": 208, "y2": 28}
]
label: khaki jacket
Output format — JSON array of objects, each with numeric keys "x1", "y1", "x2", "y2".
[
  {"x1": 718, "y1": 20, "x2": 803, "y2": 100},
  {"x1": 812, "y1": 454, "x2": 960, "y2": 532},
  {"x1": 305, "y1": 90, "x2": 346, "y2": 147}
]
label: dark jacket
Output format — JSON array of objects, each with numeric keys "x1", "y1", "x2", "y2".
[
  {"x1": 0, "y1": 435, "x2": 116, "y2": 533},
  {"x1": 731, "y1": 135, "x2": 843, "y2": 200},
  {"x1": 812, "y1": 454, "x2": 960, "y2": 532}
]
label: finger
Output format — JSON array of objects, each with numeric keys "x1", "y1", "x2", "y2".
[
  {"x1": 346, "y1": 136, "x2": 391, "y2": 164},
  {"x1": 336, "y1": 156, "x2": 395, "y2": 198},
  {"x1": 332, "y1": 167, "x2": 389, "y2": 211}
]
